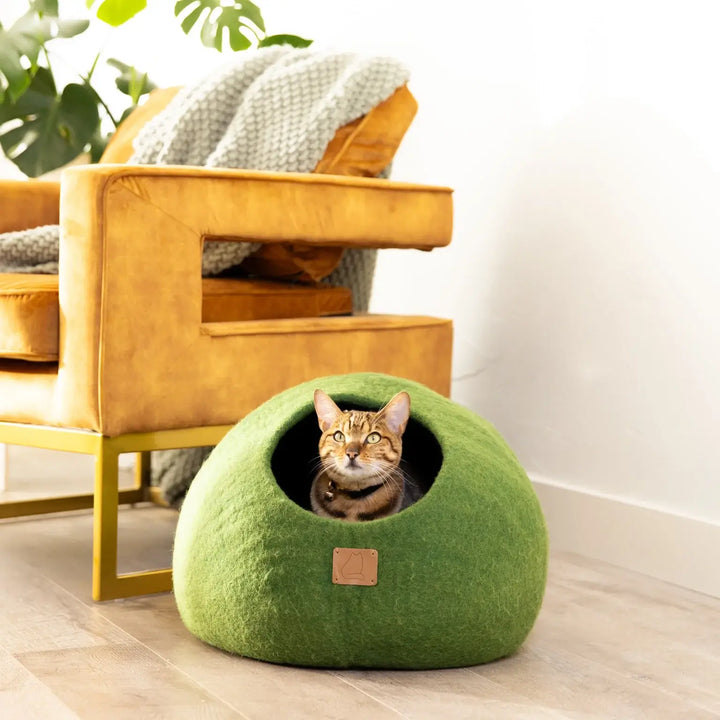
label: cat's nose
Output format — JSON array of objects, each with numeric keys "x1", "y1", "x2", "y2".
[{"x1": 346, "y1": 447, "x2": 360, "y2": 460}]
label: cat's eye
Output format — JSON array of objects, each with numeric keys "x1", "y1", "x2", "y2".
[
  {"x1": 366, "y1": 432, "x2": 382, "y2": 444},
  {"x1": 333, "y1": 431, "x2": 345, "y2": 442}
]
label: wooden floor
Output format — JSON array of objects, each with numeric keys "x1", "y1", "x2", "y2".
[{"x1": 1, "y1": 447, "x2": 719, "y2": 719}]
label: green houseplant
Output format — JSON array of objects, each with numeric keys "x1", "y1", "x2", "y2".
[{"x1": 0, "y1": 0, "x2": 310, "y2": 177}]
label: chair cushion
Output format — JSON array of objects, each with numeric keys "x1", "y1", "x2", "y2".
[
  {"x1": 201, "y1": 277, "x2": 352, "y2": 322},
  {"x1": 0, "y1": 274, "x2": 352, "y2": 362},
  {"x1": 0, "y1": 275, "x2": 58, "y2": 361}
]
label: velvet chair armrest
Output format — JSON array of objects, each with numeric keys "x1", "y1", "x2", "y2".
[
  {"x1": 56, "y1": 164, "x2": 453, "y2": 435},
  {"x1": 0, "y1": 179, "x2": 61, "y2": 232},
  {"x1": 63, "y1": 164, "x2": 453, "y2": 250}
]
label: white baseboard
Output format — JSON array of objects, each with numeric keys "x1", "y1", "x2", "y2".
[{"x1": 530, "y1": 475, "x2": 720, "y2": 598}]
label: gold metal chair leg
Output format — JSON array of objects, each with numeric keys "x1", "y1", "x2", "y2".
[
  {"x1": 92, "y1": 439, "x2": 173, "y2": 601},
  {"x1": 93, "y1": 438, "x2": 120, "y2": 601},
  {"x1": 0, "y1": 422, "x2": 232, "y2": 601},
  {"x1": 134, "y1": 451, "x2": 151, "y2": 494}
]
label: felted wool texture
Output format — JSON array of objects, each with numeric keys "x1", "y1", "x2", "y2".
[{"x1": 173, "y1": 373, "x2": 548, "y2": 670}]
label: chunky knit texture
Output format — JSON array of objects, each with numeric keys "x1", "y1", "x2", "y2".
[
  {"x1": 0, "y1": 225, "x2": 59, "y2": 274},
  {"x1": 173, "y1": 373, "x2": 548, "y2": 669}
]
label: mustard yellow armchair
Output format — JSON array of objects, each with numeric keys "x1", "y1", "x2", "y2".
[{"x1": 0, "y1": 87, "x2": 453, "y2": 601}]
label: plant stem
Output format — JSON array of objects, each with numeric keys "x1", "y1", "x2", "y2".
[
  {"x1": 86, "y1": 50, "x2": 101, "y2": 83},
  {"x1": 82, "y1": 54, "x2": 119, "y2": 128},
  {"x1": 43, "y1": 43, "x2": 119, "y2": 128},
  {"x1": 92, "y1": 88, "x2": 119, "y2": 128},
  {"x1": 41, "y1": 44, "x2": 53, "y2": 77}
]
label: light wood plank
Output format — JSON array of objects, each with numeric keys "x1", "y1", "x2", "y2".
[
  {"x1": 534, "y1": 552, "x2": 720, "y2": 715},
  {"x1": 472, "y1": 644, "x2": 719, "y2": 719},
  {"x1": 98, "y1": 596, "x2": 406, "y2": 720},
  {"x1": 0, "y1": 555, "x2": 129, "y2": 654},
  {"x1": 16, "y1": 644, "x2": 244, "y2": 720},
  {"x1": 0, "y1": 646, "x2": 78, "y2": 720},
  {"x1": 335, "y1": 667, "x2": 567, "y2": 719},
  {"x1": 0, "y1": 554, "x2": 245, "y2": 719}
]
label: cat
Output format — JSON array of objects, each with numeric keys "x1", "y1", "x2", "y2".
[{"x1": 310, "y1": 389, "x2": 422, "y2": 521}]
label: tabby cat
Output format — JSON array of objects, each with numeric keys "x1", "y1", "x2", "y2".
[{"x1": 310, "y1": 389, "x2": 421, "y2": 521}]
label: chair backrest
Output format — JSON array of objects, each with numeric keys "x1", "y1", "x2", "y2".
[
  {"x1": 99, "y1": 84, "x2": 418, "y2": 283},
  {"x1": 101, "y1": 85, "x2": 417, "y2": 176}
]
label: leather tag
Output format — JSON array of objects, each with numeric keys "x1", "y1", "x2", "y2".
[{"x1": 332, "y1": 548, "x2": 378, "y2": 586}]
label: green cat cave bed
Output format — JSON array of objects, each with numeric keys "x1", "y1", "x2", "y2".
[{"x1": 173, "y1": 373, "x2": 548, "y2": 669}]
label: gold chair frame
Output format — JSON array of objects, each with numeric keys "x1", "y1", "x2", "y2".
[{"x1": 0, "y1": 423, "x2": 232, "y2": 601}]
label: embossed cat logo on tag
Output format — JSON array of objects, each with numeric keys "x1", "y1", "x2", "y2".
[{"x1": 332, "y1": 548, "x2": 378, "y2": 586}]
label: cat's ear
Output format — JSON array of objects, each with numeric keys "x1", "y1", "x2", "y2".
[
  {"x1": 378, "y1": 391, "x2": 411, "y2": 435},
  {"x1": 314, "y1": 389, "x2": 343, "y2": 432}
]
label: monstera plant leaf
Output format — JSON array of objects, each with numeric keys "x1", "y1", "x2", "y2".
[
  {"x1": 258, "y1": 34, "x2": 312, "y2": 48},
  {"x1": 29, "y1": 0, "x2": 59, "y2": 15},
  {"x1": 175, "y1": 0, "x2": 265, "y2": 51},
  {"x1": 107, "y1": 59, "x2": 156, "y2": 104},
  {"x1": 85, "y1": 0, "x2": 147, "y2": 27},
  {"x1": 0, "y1": 67, "x2": 99, "y2": 177},
  {"x1": 0, "y1": 10, "x2": 89, "y2": 102}
]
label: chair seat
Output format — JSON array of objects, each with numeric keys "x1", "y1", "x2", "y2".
[{"x1": 0, "y1": 274, "x2": 352, "y2": 362}]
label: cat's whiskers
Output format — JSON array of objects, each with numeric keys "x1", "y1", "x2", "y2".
[
  {"x1": 386, "y1": 457, "x2": 415, "y2": 484},
  {"x1": 374, "y1": 459, "x2": 409, "y2": 486},
  {"x1": 307, "y1": 456, "x2": 326, "y2": 475},
  {"x1": 396, "y1": 457, "x2": 418, "y2": 487},
  {"x1": 368, "y1": 461, "x2": 403, "y2": 492}
]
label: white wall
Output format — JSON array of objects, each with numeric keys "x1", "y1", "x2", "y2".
[
  {"x1": 2, "y1": 1, "x2": 719, "y2": 591},
  {"x1": 362, "y1": 0, "x2": 720, "y2": 592},
  {"x1": 365, "y1": 0, "x2": 720, "y2": 592}
]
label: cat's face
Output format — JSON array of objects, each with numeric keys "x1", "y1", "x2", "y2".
[{"x1": 313, "y1": 390, "x2": 411, "y2": 489}]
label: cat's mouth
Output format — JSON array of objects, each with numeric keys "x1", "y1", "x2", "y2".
[
  {"x1": 343, "y1": 458, "x2": 371, "y2": 475},
  {"x1": 325, "y1": 459, "x2": 378, "y2": 487}
]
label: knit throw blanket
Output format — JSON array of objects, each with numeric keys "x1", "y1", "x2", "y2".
[{"x1": 0, "y1": 47, "x2": 409, "y2": 505}]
